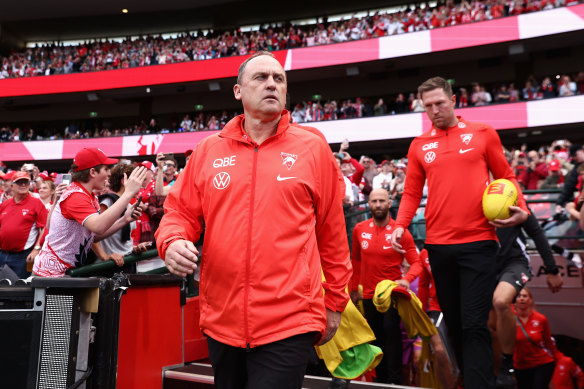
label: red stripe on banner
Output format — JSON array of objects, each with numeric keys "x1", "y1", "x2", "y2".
[
  {"x1": 62, "y1": 137, "x2": 125, "y2": 159},
  {"x1": 289, "y1": 39, "x2": 379, "y2": 70},
  {"x1": 568, "y1": 3, "x2": 584, "y2": 19},
  {"x1": 0, "y1": 51, "x2": 289, "y2": 98},
  {"x1": 422, "y1": 103, "x2": 529, "y2": 132},
  {"x1": 430, "y1": 17, "x2": 520, "y2": 52},
  {"x1": 0, "y1": 142, "x2": 34, "y2": 161}
]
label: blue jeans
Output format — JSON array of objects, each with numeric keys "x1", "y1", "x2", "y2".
[{"x1": 0, "y1": 247, "x2": 33, "y2": 279}]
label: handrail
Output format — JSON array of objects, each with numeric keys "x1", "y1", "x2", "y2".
[{"x1": 66, "y1": 249, "x2": 159, "y2": 277}]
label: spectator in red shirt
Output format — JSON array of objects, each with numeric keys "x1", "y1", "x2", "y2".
[
  {"x1": 0, "y1": 171, "x2": 48, "y2": 278},
  {"x1": 518, "y1": 150, "x2": 549, "y2": 189},
  {"x1": 33, "y1": 148, "x2": 147, "y2": 277}
]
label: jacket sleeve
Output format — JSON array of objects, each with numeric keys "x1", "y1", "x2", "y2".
[
  {"x1": 155, "y1": 146, "x2": 205, "y2": 260},
  {"x1": 315, "y1": 141, "x2": 352, "y2": 313},
  {"x1": 557, "y1": 167, "x2": 579, "y2": 206},
  {"x1": 522, "y1": 211, "x2": 558, "y2": 273},
  {"x1": 350, "y1": 225, "x2": 361, "y2": 293},
  {"x1": 349, "y1": 158, "x2": 364, "y2": 186},
  {"x1": 484, "y1": 126, "x2": 529, "y2": 212},
  {"x1": 395, "y1": 142, "x2": 425, "y2": 230},
  {"x1": 401, "y1": 229, "x2": 423, "y2": 283}
]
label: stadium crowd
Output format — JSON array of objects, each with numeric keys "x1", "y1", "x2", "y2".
[
  {"x1": 1, "y1": 69, "x2": 583, "y2": 142},
  {"x1": 0, "y1": 0, "x2": 576, "y2": 79}
]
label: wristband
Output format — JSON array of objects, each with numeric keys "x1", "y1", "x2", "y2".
[
  {"x1": 34, "y1": 245, "x2": 42, "y2": 250},
  {"x1": 546, "y1": 267, "x2": 559, "y2": 275}
]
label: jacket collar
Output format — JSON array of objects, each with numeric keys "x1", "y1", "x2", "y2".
[{"x1": 219, "y1": 110, "x2": 291, "y2": 144}]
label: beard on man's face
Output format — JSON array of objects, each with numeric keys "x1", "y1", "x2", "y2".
[{"x1": 372, "y1": 207, "x2": 389, "y2": 221}]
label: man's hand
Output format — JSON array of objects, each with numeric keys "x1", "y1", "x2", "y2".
[
  {"x1": 124, "y1": 205, "x2": 142, "y2": 223},
  {"x1": 156, "y1": 152, "x2": 166, "y2": 168},
  {"x1": 318, "y1": 309, "x2": 341, "y2": 345},
  {"x1": 165, "y1": 239, "x2": 199, "y2": 277},
  {"x1": 390, "y1": 227, "x2": 406, "y2": 254},
  {"x1": 26, "y1": 248, "x2": 40, "y2": 263},
  {"x1": 555, "y1": 204, "x2": 564, "y2": 215},
  {"x1": 546, "y1": 273, "x2": 563, "y2": 293},
  {"x1": 108, "y1": 253, "x2": 125, "y2": 267},
  {"x1": 396, "y1": 279, "x2": 410, "y2": 291},
  {"x1": 490, "y1": 206, "x2": 528, "y2": 228},
  {"x1": 350, "y1": 290, "x2": 362, "y2": 305},
  {"x1": 133, "y1": 241, "x2": 151, "y2": 254},
  {"x1": 124, "y1": 166, "x2": 148, "y2": 197},
  {"x1": 54, "y1": 183, "x2": 68, "y2": 201}
]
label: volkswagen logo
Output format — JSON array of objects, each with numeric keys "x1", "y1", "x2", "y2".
[
  {"x1": 424, "y1": 151, "x2": 436, "y2": 164},
  {"x1": 213, "y1": 172, "x2": 231, "y2": 190}
]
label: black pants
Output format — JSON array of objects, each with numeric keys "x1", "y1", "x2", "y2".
[
  {"x1": 207, "y1": 332, "x2": 316, "y2": 389},
  {"x1": 516, "y1": 362, "x2": 555, "y2": 389},
  {"x1": 425, "y1": 240, "x2": 498, "y2": 389},
  {"x1": 363, "y1": 299, "x2": 402, "y2": 384}
]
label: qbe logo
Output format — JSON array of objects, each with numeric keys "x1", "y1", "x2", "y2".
[{"x1": 213, "y1": 172, "x2": 231, "y2": 190}]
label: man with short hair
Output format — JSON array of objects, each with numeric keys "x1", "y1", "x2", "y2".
[
  {"x1": 350, "y1": 188, "x2": 422, "y2": 384},
  {"x1": 34, "y1": 148, "x2": 147, "y2": 277},
  {"x1": 0, "y1": 171, "x2": 48, "y2": 278},
  {"x1": 156, "y1": 51, "x2": 351, "y2": 389},
  {"x1": 372, "y1": 160, "x2": 394, "y2": 190},
  {"x1": 155, "y1": 153, "x2": 178, "y2": 197},
  {"x1": 391, "y1": 76, "x2": 529, "y2": 389}
]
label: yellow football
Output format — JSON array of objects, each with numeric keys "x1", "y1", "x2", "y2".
[{"x1": 482, "y1": 179, "x2": 518, "y2": 221}]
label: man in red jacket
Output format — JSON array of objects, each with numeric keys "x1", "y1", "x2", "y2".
[
  {"x1": 155, "y1": 51, "x2": 352, "y2": 389},
  {"x1": 390, "y1": 76, "x2": 529, "y2": 389},
  {"x1": 350, "y1": 188, "x2": 422, "y2": 384}
]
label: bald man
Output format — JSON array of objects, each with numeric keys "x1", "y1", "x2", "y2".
[
  {"x1": 156, "y1": 51, "x2": 352, "y2": 389},
  {"x1": 350, "y1": 188, "x2": 423, "y2": 384}
]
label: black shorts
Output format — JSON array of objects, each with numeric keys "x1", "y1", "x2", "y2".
[{"x1": 497, "y1": 256, "x2": 532, "y2": 294}]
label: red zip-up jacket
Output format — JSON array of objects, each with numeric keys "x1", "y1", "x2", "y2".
[
  {"x1": 156, "y1": 111, "x2": 352, "y2": 348},
  {"x1": 350, "y1": 218, "x2": 422, "y2": 299},
  {"x1": 395, "y1": 117, "x2": 528, "y2": 245}
]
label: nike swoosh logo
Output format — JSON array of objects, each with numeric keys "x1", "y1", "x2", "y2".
[
  {"x1": 277, "y1": 174, "x2": 296, "y2": 181},
  {"x1": 459, "y1": 148, "x2": 474, "y2": 154},
  {"x1": 383, "y1": 246, "x2": 393, "y2": 250}
]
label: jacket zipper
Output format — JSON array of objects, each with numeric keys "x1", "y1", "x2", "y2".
[{"x1": 245, "y1": 145, "x2": 258, "y2": 350}]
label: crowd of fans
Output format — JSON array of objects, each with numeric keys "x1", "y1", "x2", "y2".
[
  {"x1": 0, "y1": 0, "x2": 576, "y2": 79},
  {"x1": 1, "y1": 69, "x2": 583, "y2": 142}
]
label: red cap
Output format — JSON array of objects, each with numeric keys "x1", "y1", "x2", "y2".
[
  {"x1": 12, "y1": 171, "x2": 31, "y2": 183},
  {"x1": 137, "y1": 161, "x2": 155, "y2": 172},
  {"x1": 49, "y1": 172, "x2": 58, "y2": 179},
  {"x1": 549, "y1": 159, "x2": 560, "y2": 171},
  {"x1": 73, "y1": 148, "x2": 118, "y2": 172},
  {"x1": 381, "y1": 160, "x2": 391, "y2": 166},
  {"x1": 184, "y1": 149, "x2": 193, "y2": 158},
  {"x1": 1, "y1": 171, "x2": 14, "y2": 181},
  {"x1": 37, "y1": 172, "x2": 53, "y2": 181}
]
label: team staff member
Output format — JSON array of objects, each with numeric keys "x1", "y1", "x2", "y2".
[
  {"x1": 390, "y1": 76, "x2": 529, "y2": 389},
  {"x1": 350, "y1": 188, "x2": 422, "y2": 384},
  {"x1": 0, "y1": 171, "x2": 48, "y2": 278},
  {"x1": 34, "y1": 148, "x2": 147, "y2": 277},
  {"x1": 155, "y1": 52, "x2": 352, "y2": 389},
  {"x1": 492, "y1": 209, "x2": 563, "y2": 389},
  {"x1": 513, "y1": 287, "x2": 558, "y2": 389}
]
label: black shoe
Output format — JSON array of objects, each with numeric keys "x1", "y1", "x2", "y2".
[
  {"x1": 329, "y1": 377, "x2": 350, "y2": 389},
  {"x1": 495, "y1": 366, "x2": 516, "y2": 389}
]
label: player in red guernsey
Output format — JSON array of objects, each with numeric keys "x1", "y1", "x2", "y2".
[
  {"x1": 390, "y1": 76, "x2": 529, "y2": 389},
  {"x1": 350, "y1": 188, "x2": 422, "y2": 384}
]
